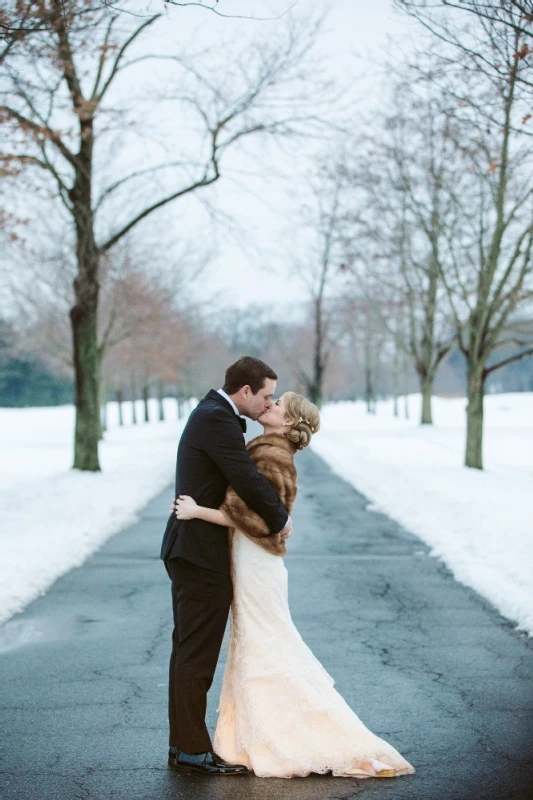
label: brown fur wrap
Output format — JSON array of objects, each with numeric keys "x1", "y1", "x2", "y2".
[{"x1": 220, "y1": 432, "x2": 298, "y2": 557}]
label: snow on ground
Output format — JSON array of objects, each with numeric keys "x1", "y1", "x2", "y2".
[
  {"x1": 311, "y1": 392, "x2": 533, "y2": 636},
  {"x1": 0, "y1": 399, "x2": 191, "y2": 625},
  {"x1": 2, "y1": 391, "x2": 532, "y2": 636}
]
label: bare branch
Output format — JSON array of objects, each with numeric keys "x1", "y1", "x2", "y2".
[
  {"x1": 96, "y1": 15, "x2": 160, "y2": 102},
  {"x1": 484, "y1": 346, "x2": 533, "y2": 375},
  {"x1": 90, "y1": 13, "x2": 119, "y2": 100},
  {"x1": 0, "y1": 105, "x2": 78, "y2": 167},
  {"x1": 162, "y1": 1, "x2": 298, "y2": 21},
  {"x1": 93, "y1": 160, "x2": 194, "y2": 212},
  {"x1": 99, "y1": 169, "x2": 219, "y2": 251}
]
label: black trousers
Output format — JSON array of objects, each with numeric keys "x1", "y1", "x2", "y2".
[{"x1": 165, "y1": 556, "x2": 232, "y2": 753}]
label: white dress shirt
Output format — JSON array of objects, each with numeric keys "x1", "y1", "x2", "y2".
[{"x1": 217, "y1": 388, "x2": 242, "y2": 421}]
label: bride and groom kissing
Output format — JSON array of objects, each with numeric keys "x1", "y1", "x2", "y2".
[{"x1": 160, "y1": 356, "x2": 415, "y2": 779}]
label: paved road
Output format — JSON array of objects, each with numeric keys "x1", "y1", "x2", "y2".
[{"x1": 2, "y1": 449, "x2": 533, "y2": 800}]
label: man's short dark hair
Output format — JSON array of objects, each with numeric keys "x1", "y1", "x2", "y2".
[{"x1": 223, "y1": 356, "x2": 277, "y2": 395}]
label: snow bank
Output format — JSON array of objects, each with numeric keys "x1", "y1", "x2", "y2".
[
  {"x1": 0, "y1": 399, "x2": 191, "y2": 625},
  {"x1": 311, "y1": 392, "x2": 533, "y2": 636},
  {"x1": 3, "y1": 392, "x2": 532, "y2": 636}
]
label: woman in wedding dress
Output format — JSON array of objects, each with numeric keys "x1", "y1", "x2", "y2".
[{"x1": 175, "y1": 392, "x2": 415, "y2": 780}]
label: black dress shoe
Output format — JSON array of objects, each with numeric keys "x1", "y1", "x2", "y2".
[{"x1": 168, "y1": 747, "x2": 249, "y2": 775}]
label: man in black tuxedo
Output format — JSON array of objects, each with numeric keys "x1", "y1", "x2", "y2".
[{"x1": 161, "y1": 356, "x2": 291, "y2": 775}]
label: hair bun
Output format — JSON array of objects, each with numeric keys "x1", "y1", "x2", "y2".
[
  {"x1": 281, "y1": 392, "x2": 320, "y2": 451},
  {"x1": 285, "y1": 423, "x2": 312, "y2": 450}
]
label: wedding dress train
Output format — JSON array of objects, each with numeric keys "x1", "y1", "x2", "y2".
[{"x1": 213, "y1": 530, "x2": 416, "y2": 779}]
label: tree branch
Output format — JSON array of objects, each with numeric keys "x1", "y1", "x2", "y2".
[
  {"x1": 0, "y1": 105, "x2": 78, "y2": 168},
  {"x1": 484, "y1": 346, "x2": 533, "y2": 376},
  {"x1": 51, "y1": 0, "x2": 85, "y2": 109},
  {"x1": 99, "y1": 170, "x2": 219, "y2": 252},
  {"x1": 162, "y1": 1, "x2": 298, "y2": 21},
  {"x1": 96, "y1": 15, "x2": 160, "y2": 102},
  {"x1": 91, "y1": 14, "x2": 119, "y2": 100},
  {"x1": 94, "y1": 160, "x2": 193, "y2": 212}
]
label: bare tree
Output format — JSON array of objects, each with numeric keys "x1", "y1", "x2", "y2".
[
  {"x1": 4, "y1": 231, "x2": 204, "y2": 422},
  {"x1": 342, "y1": 83, "x2": 463, "y2": 425},
  {"x1": 397, "y1": 1, "x2": 533, "y2": 87},
  {"x1": 397, "y1": 0, "x2": 533, "y2": 468},
  {"x1": 287, "y1": 162, "x2": 348, "y2": 407},
  {"x1": 102, "y1": 281, "x2": 198, "y2": 426},
  {"x1": 1, "y1": 0, "x2": 331, "y2": 470},
  {"x1": 337, "y1": 291, "x2": 392, "y2": 414}
]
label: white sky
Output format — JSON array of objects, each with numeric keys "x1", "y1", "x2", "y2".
[
  {"x1": 4, "y1": 1, "x2": 418, "y2": 316},
  {"x1": 121, "y1": 0, "x2": 417, "y2": 310}
]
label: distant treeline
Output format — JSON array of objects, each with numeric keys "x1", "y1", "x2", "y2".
[
  {"x1": 1, "y1": 344, "x2": 531, "y2": 408},
  {"x1": 0, "y1": 337, "x2": 73, "y2": 407}
]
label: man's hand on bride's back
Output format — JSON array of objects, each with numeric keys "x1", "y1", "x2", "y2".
[{"x1": 173, "y1": 495, "x2": 199, "y2": 520}]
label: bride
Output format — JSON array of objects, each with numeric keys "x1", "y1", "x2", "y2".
[{"x1": 175, "y1": 392, "x2": 415, "y2": 780}]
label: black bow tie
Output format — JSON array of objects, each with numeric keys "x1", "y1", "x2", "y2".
[{"x1": 238, "y1": 416, "x2": 247, "y2": 433}]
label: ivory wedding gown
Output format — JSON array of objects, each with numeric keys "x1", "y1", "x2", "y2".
[{"x1": 213, "y1": 530, "x2": 416, "y2": 779}]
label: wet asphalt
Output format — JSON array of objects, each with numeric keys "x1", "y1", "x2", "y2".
[{"x1": 1, "y1": 447, "x2": 532, "y2": 800}]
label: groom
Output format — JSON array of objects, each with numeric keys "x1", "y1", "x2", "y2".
[{"x1": 160, "y1": 356, "x2": 292, "y2": 775}]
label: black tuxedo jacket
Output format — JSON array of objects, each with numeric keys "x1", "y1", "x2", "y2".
[{"x1": 160, "y1": 390, "x2": 289, "y2": 573}]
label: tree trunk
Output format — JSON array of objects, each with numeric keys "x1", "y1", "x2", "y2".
[
  {"x1": 312, "y1": 298, "x2": 325, "y2": 409},
  {"x1": 116, "y1": 387, "x2": 123, "y2": 426},
  {"x1": 465, "y1": 363, "x2": 485, "y2": 469},
  {"x1": 365, "y1": 366, "x2": 374, "y2": 414},
  {"x1": 70, "y1": 123, "x2": 101, "y2": 471},
  {"x1": 420, "y1": 376, "x2": 433, "y2": 425},
  {"x1": 364, "y1": 336, "x2": 376, "y2": 414},
  {"x1": 70, "y1": 281, "x2": 101, "y2": 471},
  {"x1": 131, "y1": 377, "x2": 137, "y2": 425},
  {"x1": 157, "y1": 379, "x2": 165, "y2": 421},
  {"x1": 392, "y1": 342, "x2": 400, "y2": 418},
  {"x1": 309, "y1": 381, "x2": 323, "y2": 409},
  {"x1": 99, "y1": 378, "x2": 107, "y2": 439},
  {"x1": 142, "y1": 384, "x2": 150, "y2": 422},
  {"x1": 402, "y1": 353, "x2": 410, "y2": 420},
  {"x1": 309, "y1": 361, "x2": 324, "y2": 408}
]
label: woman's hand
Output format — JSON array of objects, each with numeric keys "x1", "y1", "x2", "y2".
[{"x1": 175, "y1": 495, "x2": 199, "y2": 520}]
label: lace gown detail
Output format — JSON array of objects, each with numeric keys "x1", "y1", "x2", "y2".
[{"x1": 213, "y1": 531, "x2": 416, "y2": 779}]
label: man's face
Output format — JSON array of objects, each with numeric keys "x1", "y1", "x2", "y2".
[{"x1": 239, "y1": 378, "x2": 276, "y2": 420}]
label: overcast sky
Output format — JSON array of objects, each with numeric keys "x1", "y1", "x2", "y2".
[
  {"x1": 115, "y1": 0, "x2": 417, "y2": 312},
  {"x1": 4, "y1": 1, "x2": 418, "y2": 318}
]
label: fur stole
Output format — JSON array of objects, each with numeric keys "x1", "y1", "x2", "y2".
[{"x1": 220, "y1": 432, "x2": 298, "y2": 556}]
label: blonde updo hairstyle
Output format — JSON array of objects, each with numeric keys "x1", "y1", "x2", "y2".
[{"x1": 282, "y1": 391, "x2": 321, "y2": 450}]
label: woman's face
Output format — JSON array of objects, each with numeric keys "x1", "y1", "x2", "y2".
[{"x1": 258, "y1": 394, "x2": 289, "y2": 430}]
